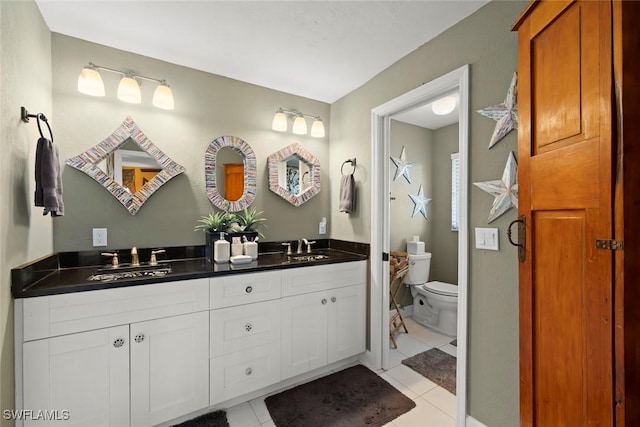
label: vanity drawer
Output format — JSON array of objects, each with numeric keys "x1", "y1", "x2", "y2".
[
  {"x1": 210, "y1": 299, "x2": 280, "y2": 358},
  {"x1": 210, "y1": 342, "x2": 280, "y2": 405},
  {"x1": 21, "y1": 278, "x2": 210, "y2": 341},
  {"x1": 210, "y1": 271, "x2": 281, "y2": 309},
  {"x1": 281, "y1": 260, "x2": 366, "y2": 297}
]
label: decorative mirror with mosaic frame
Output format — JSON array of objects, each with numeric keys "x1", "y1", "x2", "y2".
[
  {"x1": 65, "y1": 116, "x2": 185, "y2": 215},
  {"x1": 205, "y1": 135, "x2": 257, "y2": 212},
  {"x1": 267, "y1": 143, "x2": 321, "y2": 207}
]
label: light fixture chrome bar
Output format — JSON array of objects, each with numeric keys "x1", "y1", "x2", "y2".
[
  {"x1": 88, "y1": 62, "x2": 166, "y2": 85},
  {"x1": 278, "y1": 108, "x2": 321, "y2": 120}
]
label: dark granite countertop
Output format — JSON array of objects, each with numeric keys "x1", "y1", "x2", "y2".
[{"x1": 12, "y1": 240, "x2": 369, "y2": 298}]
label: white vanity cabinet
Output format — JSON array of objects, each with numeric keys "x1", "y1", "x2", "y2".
[
  {"x1": 280, "y1": 261, "x2": 366, "y2": 380},
  {"x1": 16, "y1": 278, "x2": 210, "y2": 427}
]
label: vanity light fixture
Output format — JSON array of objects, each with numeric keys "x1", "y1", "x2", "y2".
[
  {"x1": 431, "y1": 94, "x2": 457, "y2": 116},
  {"x1": 77, "y1": 62, "x2": 174, "y2": 110},
  {"x1": 271, "y1": 108, "x2": 325, "y2": 138}
]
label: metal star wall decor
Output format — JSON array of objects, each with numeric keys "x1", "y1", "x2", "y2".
[
  {"x1": 390, "y1": 146, "x2": 414, "y2": 183},
  {"x1": 473, "y1": 151, "x2": 518, "y2": 223},
  {"x1": 409, "y1": 185, "x2": 431, "y2": 219},
  {"x1": 477, "y1": 72, "x2": 518, "y2": 149}
]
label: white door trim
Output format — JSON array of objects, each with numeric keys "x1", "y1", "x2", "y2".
[{"x1": 370, "y1": 64, "x2": 470, "y2": 425}]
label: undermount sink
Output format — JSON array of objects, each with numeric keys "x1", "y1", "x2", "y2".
[
  {"x1": 289, "y1": 254, "x2": 329, "y2": 262},
  {"x1": 88, "y1": 264, "x2": 172, "y2": 282}
]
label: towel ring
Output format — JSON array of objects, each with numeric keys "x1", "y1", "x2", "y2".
[
  {"x1": 36, "y1": 114, "x2": 54, "y2": 143},
  {"x1": 341, "y1": 158, "x2": 356, "y2": 176}
]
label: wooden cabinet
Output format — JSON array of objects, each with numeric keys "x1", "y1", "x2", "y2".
[
  {"x1": 514, "y1": 1, "x2": 640, "y2": 425},
  {"x1": 281, "y1": 262, "x2": 366, "y2": 380}
]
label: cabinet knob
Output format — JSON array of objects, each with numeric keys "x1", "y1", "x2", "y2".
[
  {"x1": 113, "y1": 338, "x2": 125, "y2": 348},
  {"x1": 321, "y1": 298, "x2": 327, "y2": 305},
  {"x1": 245, "y1": 323, "x2": 253, "y2": 332},
  {"x1": 245, "y1": 285, "x2": 253, "y2": 294},
  {"x1": 331, "y1": 296, "x2": 336, "y2": 303},
  {"x1": 134, "y1": 334, "x2": 145, "y2": 343},
  {"x1": 245, "y1": 367, "x2": 253, "y2": 376}
]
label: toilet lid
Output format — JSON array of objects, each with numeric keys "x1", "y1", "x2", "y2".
[{"x1": 425, "y1": 281, "x2": 458, "y2": 296}]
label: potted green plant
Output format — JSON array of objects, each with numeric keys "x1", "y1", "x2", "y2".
[
  {"x1": 236, "y1": 207, "x2": 267, "y2": 239},
  {"x1": 195, "y1": 211, "x2": 238, "y2": 260}
]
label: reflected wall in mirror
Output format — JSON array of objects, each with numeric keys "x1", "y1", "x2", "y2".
[
  {"x1": 66, "y1": 116, "x2": 186, "y2": 215},
  {"x1": 205, "y1": 135, "x2": 256, "y2": 212},
  {"x1": 267, "y1": 143, "x2": 320, "y2": 207}
]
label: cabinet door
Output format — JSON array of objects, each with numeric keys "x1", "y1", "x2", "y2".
[
  {"x1": 22, "y1": 326, "x2": 129, "y2": 427},
  {"x1": 327, "y1": 285, "x2": 366, "y2": 364},
  {"x1": 280, "y1": 291, "x2": 328, "y2": 380},
  {"x1": 130, "y1": 312, "x2": 209, "y2": 427}
]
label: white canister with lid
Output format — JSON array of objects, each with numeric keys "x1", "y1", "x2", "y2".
[{"x1": 214, "y1": 232, "x2": 230, "y2": 263}]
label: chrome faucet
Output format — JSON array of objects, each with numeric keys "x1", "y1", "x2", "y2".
[
  {"x1": 282, "y1": 242, "x2": 292, "y2": 255},
  {"x1": 296, "y1": 239, "x2": 304, "y2": 254},
  {"x1": 149, "y1": 249, "x2": 166, "y2": 266},
  {"x1": 131, "y1": 246, "x2": 140, "y2": 267},
  {"x1": 101, "y1": 251, "x2": 119, "y2": 268}
]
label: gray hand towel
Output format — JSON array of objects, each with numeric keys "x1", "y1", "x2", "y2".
[
  {"x1": 35, "y1": 137, "x2": 64, "y2": 217},
  {"x1": 339, "y1": 174, "x2": 356, "y2": 213}
]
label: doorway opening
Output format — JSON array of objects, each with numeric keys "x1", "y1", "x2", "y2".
[{"x1": 369, "y1": 64, "x2": 469, "y2": 423}]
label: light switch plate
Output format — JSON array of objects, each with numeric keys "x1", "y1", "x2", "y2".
[{"x1": 475, "y1": 227, "x2": 499, "y2": 251}]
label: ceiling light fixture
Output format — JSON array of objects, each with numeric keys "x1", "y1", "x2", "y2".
[
  {"x1": 271, "y1": 108, "x2": 325, "y2": 138},
  {"x1": 431, "y1": 95, "x2": 457, "y2": 115},
  {"x1": 77, "y1": 62, "x2": 174, "y2": 110}
]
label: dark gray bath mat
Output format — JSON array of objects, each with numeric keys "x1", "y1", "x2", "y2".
[
  {"x1": 171, "y1": 410, "x2": 229, "y2": 427},
  {"x1": 265, "y1": 364, "x2": 415, "y2": 427},
  {"x1": 402, "y1": 348, "x2": 456, "y2": 395}
]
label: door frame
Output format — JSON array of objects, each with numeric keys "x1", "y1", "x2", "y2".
[{"x1": 369, "y1": 64, "x2": 469, "y2": 424}]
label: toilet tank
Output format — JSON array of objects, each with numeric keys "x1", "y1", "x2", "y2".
[{"x1": 405, "y1": 252, "x2": 432, "y2": 285}]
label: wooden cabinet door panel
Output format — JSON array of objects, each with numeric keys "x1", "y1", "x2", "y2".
[{"x1": 516, "y1": 1, "x2": 614, "y2": 426}]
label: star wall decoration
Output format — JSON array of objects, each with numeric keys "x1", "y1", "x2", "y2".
[
  {"x1": 477, "y1": 72, "x2": 518, "y2": 149},
  {"x1": 473, "y1": 151, "x2": 518, "y2": 223},
  {"x1": 390, "y1": 146, "x2": 414, "y2": 183},
  {"x1": 409, "y1": 185, "x2": 431, "y2": 219}
]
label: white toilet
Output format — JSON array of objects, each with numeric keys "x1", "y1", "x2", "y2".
[{"x1": 405, "y1": 252, "x2": 458, "y2": 337}]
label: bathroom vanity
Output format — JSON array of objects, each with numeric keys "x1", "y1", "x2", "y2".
[{"x1": 12, "y1": 244, "x2": 367, "y2": 427}]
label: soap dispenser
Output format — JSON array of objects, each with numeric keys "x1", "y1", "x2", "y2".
[{"x1": 214, "y1": 232, "x2": 230, "y2": 263}]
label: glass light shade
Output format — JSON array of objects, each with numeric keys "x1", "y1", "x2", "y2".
[
  {"x1": 152, "y1": 82, "x2": 174, "y2": 110},
  {"x1": 117, "y1": 75, "x2": 141, "y2": 104},
  {"x1": 77, "y1": 66, "x2": 105, "y2": 97},
  {"x1": 272, "y1": 110, "x2": 288, "y2": 132},
  {"x1": 431, "y1": 95, "x2": 457, "y2": 115},
  {"x1": 292, "y1": 115, "x2": 308, "y2": 135},
  {"x1": 310, "y1": 118, "x2": 325, "y2": 138}
]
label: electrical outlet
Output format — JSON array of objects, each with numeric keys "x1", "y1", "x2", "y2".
[
  {"x1": 319, "y1": 218, "x2": 327, "y2": 235},
  {"x1": 93, "y1": 228, "x2": 108, "y2": 247}
]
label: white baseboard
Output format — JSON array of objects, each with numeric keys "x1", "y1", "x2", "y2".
[{"x1": 466, "y1": 415, "x2": 488, "y2": 427}]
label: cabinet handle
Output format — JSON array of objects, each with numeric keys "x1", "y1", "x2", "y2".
[
  {"x1": 245, "y1": 323, "x2": 253, "y2": 332},
  {"x1": 134, "y1": 334, "x2": 145, "y2": 343},
  {"x1": 321, "y1": 298, "x2": 327, "y2": 305},
  {"x1": 245, "y1": 367, "x2": 253, "y2": 376},
  {"x1": 113, "y1": 338, "x2": 125, "y2": 348},
  {"x1": 245, "y1": 285, "x2": 253, "y2": 294},
  {"x1": 331, "y1": 296, "x2": 336, "y2": 303}
]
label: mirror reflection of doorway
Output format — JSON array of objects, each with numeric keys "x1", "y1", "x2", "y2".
[
  {"x1": 122, "y1": 167, "x2": 162, "y2": 193},
  {"x1": 224, "y1": 163, "x2": 244, "y2": 201}
]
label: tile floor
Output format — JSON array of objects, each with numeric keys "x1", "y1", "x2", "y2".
[{"x1": 224, "y1": 316, "x2": 457, "y2": 427}]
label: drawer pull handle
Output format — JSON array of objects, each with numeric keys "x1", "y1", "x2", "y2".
[
  {"x1": 321, "y1": 298, "x2": 327, "y2": 305},
  {"x1": 245, "y1": 367, "x2": 253, "y2": 376},
  {"x1": 331, "y1": 297, "x2": 336, "y2": 303},
  {"x1": 245, "y1": 323, "x2": 253, "y2": 332},
  {"x1": 134, "y1": 334, "x2": 145, "y2": 343},
  {"x1": 113, "y1": 338, "x2": 125, "y2": 348},
  {"x1": 245, "y1": 286, "x2": 253, "y2": 294}
]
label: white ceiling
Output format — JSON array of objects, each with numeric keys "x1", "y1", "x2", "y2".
[
  {"x1": 35, "y1": 0, "x2": 489, "y2": 104},
  {"x1": 393, "y1": 90, "x2": 459, "y2": 130}
]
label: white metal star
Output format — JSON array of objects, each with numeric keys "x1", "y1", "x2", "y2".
[
  {"x1": 409, "y1": 185, "x2": 431, "y2": 219},
  {"x1": 473, "y1": 152, "x2": 518, "y2": 223},
  {"x1": 477, "y1": 72, "x2": 518, "y2": 149},
  {"x1": 390, "y1": 146, "x2": 414, "y2": 183}
]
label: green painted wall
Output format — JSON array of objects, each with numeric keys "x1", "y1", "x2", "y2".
[{"x1": 329, "y1": 1, "x2": 525, "y2": 425}]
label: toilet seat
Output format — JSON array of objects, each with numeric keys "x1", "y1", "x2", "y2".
[{"x1": 424, "y1": 281, "x2": 458, "y2": 297}]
